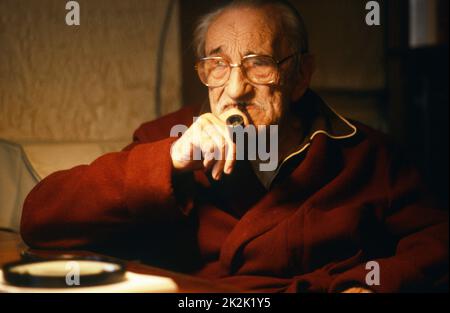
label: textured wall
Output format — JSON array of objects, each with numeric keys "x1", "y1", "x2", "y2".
[{"x1": 0, "y1": 0, "x2": 182, "y2": 143}]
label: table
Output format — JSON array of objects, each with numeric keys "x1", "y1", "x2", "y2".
[{"x1": 0, "y1": 230, "x2": 239, "y2": 292}]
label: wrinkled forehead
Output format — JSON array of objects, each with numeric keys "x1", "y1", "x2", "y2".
[{"x1": 205, "y1": 6, "x2": 286, "y2": 59}]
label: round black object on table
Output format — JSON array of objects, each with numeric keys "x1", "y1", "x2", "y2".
[{"x1": 2, "y1": 256, "x2": 126, "y2": 288}]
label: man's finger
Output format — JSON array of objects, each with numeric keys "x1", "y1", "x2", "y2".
[{"x1": 200, "y1": 114, "x2": 237, "y2": 176}]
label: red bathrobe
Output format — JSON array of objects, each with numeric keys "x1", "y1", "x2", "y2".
[{"x1": 20, "y1": 90, "x2": 448, "y2": 292}]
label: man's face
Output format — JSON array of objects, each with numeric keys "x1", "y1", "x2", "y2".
[{"x1": 205, "y1": 7, "x2": 297, "y2": 126}]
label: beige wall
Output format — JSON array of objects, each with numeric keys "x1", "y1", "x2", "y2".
[{"x1": 0, "y1": 0, "x2": 182, "y2": 144}]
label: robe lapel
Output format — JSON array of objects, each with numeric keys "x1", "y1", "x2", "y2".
[{"x1": 219, "y1": 135, "x2": 340, "y2": 274}]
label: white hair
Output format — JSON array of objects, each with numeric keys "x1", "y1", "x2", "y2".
[{"x1": 193, "y1": 0, "x2": 309, "y2": 58}]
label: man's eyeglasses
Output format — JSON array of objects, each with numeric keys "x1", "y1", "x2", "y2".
[{"x1": 195, "y1": 53, "x2": 299, "y2": 88}]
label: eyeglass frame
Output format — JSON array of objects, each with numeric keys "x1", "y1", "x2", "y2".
[{"x1": 195, "y1": 52, "x2": 300, "y2": 87}]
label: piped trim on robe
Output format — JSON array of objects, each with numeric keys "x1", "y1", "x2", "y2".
[{"x1": 251, "y1": 89, "x2": 358, "y2": 189}]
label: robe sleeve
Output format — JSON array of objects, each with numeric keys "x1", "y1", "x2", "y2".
[
  {"x1": 327, "y1": 150, "x2": 448, "y2": 292},
  {"x1": 20, "y1": 135, "x2": 195, "y2": 250},
  {"x1": 285, "y1": 149, "x2": 448, "y2": 293}
]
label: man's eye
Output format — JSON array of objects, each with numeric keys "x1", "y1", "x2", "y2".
[
  {"x1": 249, "y1": 58, "x2": 272, "y2": 67},
  {"x1": 215, "y1": 60, "x2": 227, "y2": 67}
]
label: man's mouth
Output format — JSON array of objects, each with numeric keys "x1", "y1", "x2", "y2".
[{"x1": 221, "y1": 102, "x2": 258, "y2": 114}]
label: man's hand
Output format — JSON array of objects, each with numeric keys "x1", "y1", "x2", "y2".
[{"x1": 171, "y1": 111, "x2": 244, "y2": 180}]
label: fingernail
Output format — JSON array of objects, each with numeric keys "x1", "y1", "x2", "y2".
[{"x1": 224, "y1": 166, "x2": 232, "y2": 175}]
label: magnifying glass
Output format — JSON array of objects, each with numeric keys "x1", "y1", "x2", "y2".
[{"x1": 2, "y1": 256, "x2": 126, "y2": 288}]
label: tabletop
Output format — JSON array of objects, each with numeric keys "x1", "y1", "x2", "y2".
[{"x1": 0, "y1": 230, "x2": 239, "y2": 293}]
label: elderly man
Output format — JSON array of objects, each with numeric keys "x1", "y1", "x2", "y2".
[{"x1": 21, "y1": 0, "x2": 448, "y2": 292}]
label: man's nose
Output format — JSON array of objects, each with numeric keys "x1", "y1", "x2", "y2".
[{"x1": 225, "y1": 67, "x2": 252, "y2": 100}]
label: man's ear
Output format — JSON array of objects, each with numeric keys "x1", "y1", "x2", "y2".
[{"x1": 290, "y1": 54, "x2": 315, "y2": 102}]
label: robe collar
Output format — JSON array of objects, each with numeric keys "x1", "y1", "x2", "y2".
[{"x1": 250, "y1": 89, "x2": 358, "y2": 189}]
